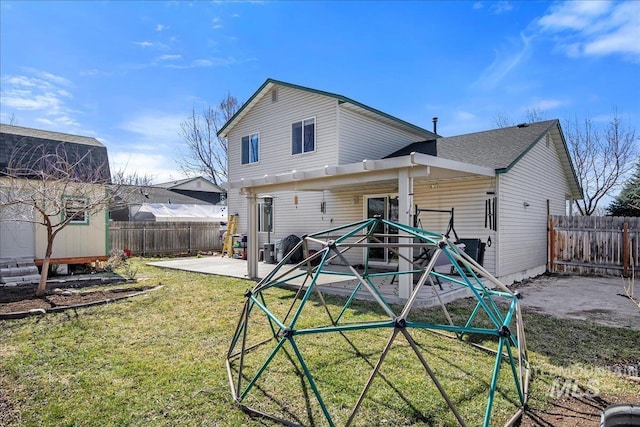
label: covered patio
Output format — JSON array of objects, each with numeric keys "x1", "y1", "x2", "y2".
[
  {"x1": 223, "y1": 151, "x2": 494, "y2": 301},
  {"x1": 148, "y1": 251, "x2": 489, "y2": 308}
]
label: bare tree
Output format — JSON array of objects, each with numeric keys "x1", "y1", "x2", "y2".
[
  {"x1": 111, "y1": 169, "x2": 155, "y2": 186},
  {"x1": 566, "y1": 110, "x2": 638, "y2": 216},
  {"x1": 493, "y1": 107, "x2": 547, "y2": 128},
  {"x1": 178, "y1": 93, "x2": 239, "y2": 185},
  {"x1": 0, "y1": 142, "x2": 117, "y2": 296}
]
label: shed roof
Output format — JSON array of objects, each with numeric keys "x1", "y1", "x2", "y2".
[{"x1": 0, "y1": 124, "x2": 111, "y2": 183}]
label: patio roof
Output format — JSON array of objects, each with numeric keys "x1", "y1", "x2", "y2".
[{"x1": 223, "y1": 151, "x2": 494, "y2": 193}]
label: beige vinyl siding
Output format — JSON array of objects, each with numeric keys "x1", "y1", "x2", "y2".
[
  {"x1": 338, "y1": 107, "x2": 428, "y2": 164},
  {"x1": 227, "y1": 86, "x2": 338, "y2": 183},
  {"x1": 497, "y1": 132, "x2": 571, "y2": 278},
  {"x1": 413, "y1": 177, "x2": 496, "y2": 274},
  {"x1": 35, "y1": 205, "x2": 108, "y2": 259}
]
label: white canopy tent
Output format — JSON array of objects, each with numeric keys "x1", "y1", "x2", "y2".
[{"x1": 133, "y1": 203, "x2": 228, "y2": 222}]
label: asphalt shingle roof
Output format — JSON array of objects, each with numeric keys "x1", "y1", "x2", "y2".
[
  {"x1": 0, "y1": 124, "x2": 111, "y2": 183},
  {"x1": 436, "y1": 120, "x2": 558, "y2": 172}
]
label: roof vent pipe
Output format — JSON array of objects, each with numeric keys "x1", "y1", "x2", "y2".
[{"x1": 432, "y1": 117, "x2": 438, "y2": 134}]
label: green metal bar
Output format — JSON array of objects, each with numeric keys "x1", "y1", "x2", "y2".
[
  {"x1": 249, "y1": 294, "x2": 287, "y2": 331},
  {"x1": 505, "y1": 340, "x2": 524, "y2": 405},
  {"x1": 289, "y1": 337, "x2": 336, "y2": 427},
  {"x1": 461, "y1": 301, "x2": 483, "y2": 339},
  {"x1": 294, "y1": 320, "x2": 395, "y2": 336},
  {"x1": 446, "y1": 256, "x2": 503, "y2": 328},
  {"x1": 483, "y1": 337, "x2": 505, "y2": 427},
  {"x1": 239, "y1": 337, "x2": 287, "y2": 400},
  {"x1": 228, "y1": 299, "x2": 250, "y2": 358},
  {"x1": 406, "y1": 321, "x2": 500, "y2": 336},
  {"x1": 307, "y1": 218, "x2": 372, "y2": 238},
  {"x1": 288, "y1": 257, "x2": 327, "y2": 329},
  {"x1": 336, "y1": 281, "x2": 362, "y2": 323},
  {"x1": 259, "y1": 291, "x2": 281, "y2": 339}
]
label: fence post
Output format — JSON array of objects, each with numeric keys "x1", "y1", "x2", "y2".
[
  {"x1": 623, "y1": 222, "x2": 629, "y2": 277},
  {"x1": 143, "y1": 224, "x2": 147, "y2": 257},
  {"x1": 189, "y1": 225, "x2": 192, "y2": 254}
]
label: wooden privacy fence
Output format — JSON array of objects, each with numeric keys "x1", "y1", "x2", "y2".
[
  {"x1": 110, "y1": 221, "x2": 223, "y2": 256},
  {"x1": 549, "y1": 215, "x2": 639, "y2": 276}
]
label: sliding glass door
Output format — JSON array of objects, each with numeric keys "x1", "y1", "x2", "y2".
[{"x1": 365, "y1": 195, "x2": 398, "y2": 264}]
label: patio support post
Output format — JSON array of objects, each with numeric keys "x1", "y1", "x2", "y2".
[
  {"x1": 398, "y1": 167, "x2": 413, "y2": 299},
  {"x1": 247, "y1": 190, "x2": 259, "y2": 279}
]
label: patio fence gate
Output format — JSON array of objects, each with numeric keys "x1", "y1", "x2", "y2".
[
  {"x1": 109, "y1": 221, "x2": 223, "y2": 256},
  {"x1": 549, "y1": 215, "x2": 639, "y2": 277}
]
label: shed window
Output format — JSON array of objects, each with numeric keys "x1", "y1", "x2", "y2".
[
  {"x1": 241, "y1": 133, "x2": 259, "y2": 164},
  {"x1": 64, "y1": 197, "x2": 89, "y2": 224},
  {"x1": 292, "y1": 118, "x2": 315, "y2": 155}
]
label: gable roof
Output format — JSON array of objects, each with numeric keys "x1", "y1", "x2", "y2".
[
  {"x1": 217, "y1": 78, "x2": 437, "y2": 139},
  {"x1": 435, "y1": 119, "x2": 580, "y2": 197},
  {"x1": 154, "y1": 176, "x2": 223, "y2": 193},
  {"x1": 113, "y1": 185, "x2": 213, "y2": 206},
  {"x1": 0, "y1": 124, "x2": 111, "y2": 183},
  {"x1": 435, "y1": 120, "x2": 558, "y2": 172}
]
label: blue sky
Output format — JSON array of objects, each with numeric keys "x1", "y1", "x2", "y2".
[{"x1": 1, "y1": 0, "x2": 639, "y2": 184}]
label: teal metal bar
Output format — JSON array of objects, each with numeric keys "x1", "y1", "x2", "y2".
[
  {"x1": 406, "y1": 321, "x2": 500, "y2": 336},
  {"x1": 505, "y1": 340, "x2": 524, "y2": 405},
  {"x1": 239, "y1": 337, "x2": 287, "y2": 400},
  {"x1": 294, "y1": 320, "x2": 395, "y2": 336},
  {"x1": 249, "y1": 294, "x2": 287, "y2": 331},
  {"x1": 483, "y1": 337, "x2": 505, "y2": 427},
  {"x1": 289, "y1": 337, "x2": 336, "y2": 427}
]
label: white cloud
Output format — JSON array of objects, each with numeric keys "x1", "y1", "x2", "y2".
[
  {"x1": 212, "y1": 17, "x2": 223, "y2": 29},
  {"x1": 157, "y1": 54, "x2": 182, "y2": 61},
  {"x1": 156, "y1": 24, "x2": 168, "y2": 32},
  {"x1": 472, "y1": 32, "x2": 533, "y2": 90},
  {"x1": 109, "y1": 151, "x2": 185, "y2": 184},
  {"x1": 454, "y1": 110, "x2": 476, "y2": 122},
  {"x1": 119, "y1": 113, "x2": 185, "y2": 142},
  {"x1": 133, "y1": 41, "x2": 154, "y2": 48},
  {"x1": 527, "y1": 98, "x2": 566, "y2": 111},
  {"x1": 0, "y1": 70, "x2": 79, "y2": 129},
  {"x1": 537, "y1": 0, "x2": 640, "y2": 61},
  {"x1": 114, "y1": 113, "x2": 189, "y2": 183},
  {"x1": 489, "y1": 1, "x2": 513, "y2": 15}
]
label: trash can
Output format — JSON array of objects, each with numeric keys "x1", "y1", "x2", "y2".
[{"x1": 264, "y1": 243, "x2": 276, "y2": 264}]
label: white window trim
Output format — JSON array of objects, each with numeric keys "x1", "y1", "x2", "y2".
[
  {"x1": 291, "y1": 116, "x2": 316, "y2": 156},
  {"x1": 64, "y1": 197, "x2": 89, "y2": 225},
  {"x1": 241, "y1": 132, "x2": 260, "y2": 165}
]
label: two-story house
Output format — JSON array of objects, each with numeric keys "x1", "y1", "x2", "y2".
[{"x1": 219, "y1": 79, "x2": 581, "y2": 298}]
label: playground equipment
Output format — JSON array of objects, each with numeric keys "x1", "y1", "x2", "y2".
[{"x1": 226, "y1": 217, "x2": 530, "y2": 426}]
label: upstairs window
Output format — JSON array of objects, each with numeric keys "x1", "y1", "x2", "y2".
[
  {"x1": 64, "y1": 197, "x2": 89, "y2": 224},
  {"x1": 292, "y1": 118, "x2": 315, "y2": 155},
  {"x1": 241, "y1": 133, "x2": 260, "y2": 164}
]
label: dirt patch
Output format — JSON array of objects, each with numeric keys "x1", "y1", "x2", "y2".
[
  {"x1": 0, "y1": 286, "x2": 157, "y2": 316},
  {"x1": 518, "y1": 394, "x2": 639, "y2": 426}
]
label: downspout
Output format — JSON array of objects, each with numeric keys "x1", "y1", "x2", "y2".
[{"x1": 494, "y1": 176, "x2": 501, "y2": 278}]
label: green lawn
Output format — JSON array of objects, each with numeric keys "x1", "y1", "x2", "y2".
[{"x1": 1, "y1": 258, "x2": 638, "y2": 426}]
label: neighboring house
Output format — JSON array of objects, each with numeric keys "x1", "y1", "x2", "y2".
[
  {"x1": 110, "y1": 181, "x2": 226, "y2": 222},
  {"x1": 0, "y1": 124, "x2": 112, "y2": 265},
  {"x1": 219, "y1": 79, "x2": 582, "y2": 296},
  {"x1": 153, "y1": 176, "x2": 226, "y2": 205}
]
